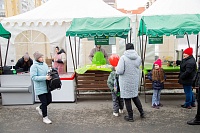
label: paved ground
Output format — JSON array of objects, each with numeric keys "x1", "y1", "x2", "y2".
[{"x1": 0, "y1": 94, "x2": 200, "y2": 133}]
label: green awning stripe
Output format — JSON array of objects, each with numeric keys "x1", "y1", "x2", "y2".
[
  {"x1": 66, "y1": 17, "x2": 130, "y2": 38},
  {"x1": 0, "y1": 23, "x2": 11, "y2": 39},
  {"x1": 138, "y1": 14, "x2": 200, "y2": 36}
]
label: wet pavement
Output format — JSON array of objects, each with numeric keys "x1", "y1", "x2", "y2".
[{"x1": 0, "y1": 94, "x2": 200, "y2": 133}]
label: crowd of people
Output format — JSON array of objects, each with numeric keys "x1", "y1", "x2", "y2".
[
  {"x1": 12, "y1": 43, "x2": 200, "y2": 125},
  {"x1": 107, "y1": 44, "x2": 200, "y2": 125}
]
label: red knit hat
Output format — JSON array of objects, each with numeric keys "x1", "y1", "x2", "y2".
[
  {"x1": 154, "y1": 59, "x2": 162, "y2": 67},
  {"x1": 183, "y1": 47, "x2": 193, "y2": 56}
]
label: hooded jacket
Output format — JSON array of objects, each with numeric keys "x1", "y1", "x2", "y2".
[
  {"x1": 116, "y1": 50, "x2": 141, "y2": 98},
  {"x1": 30, "y1": 60, "x2": 49, "y2": 95}
]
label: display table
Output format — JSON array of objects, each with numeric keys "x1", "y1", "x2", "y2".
[
  {"x1": 143, "y1": 65, "x2": 180, "y2": 75},
  {"x1": 35, "y1": 72, "x2": 76, "y2": 102},
  {"x1": 75, "y1": 64, "x2": 111, "y2": 74},
  {"x1": 0, "y1": 73, "x2": 34, "y2": 105}
]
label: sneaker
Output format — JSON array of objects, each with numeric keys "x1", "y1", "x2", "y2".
[
  {"x1": 119, "y1": 109, "x2": 124, "y2": 114},
  {"x1": 181, "y1": 105, "x2": 192, "y2": 109},
  {"x1": 140, "y1": 112, "x2": 145, "y2": 118},
  {"x1": 113, "y1": 112, "x2": 119, "y2": 117},
  {"x1": 152, "y1": 104, "x2": 157, "y2": 108},
  {"x1": 36, "y1": 106, "x2": 42, "y2": 116},
  {"x1": 191, "y1": 104, "x2": 196, "y2": 107},
  {"x1": 187, "y1": 118, "x2": 200, "y2": 125},
  {"x1": 124, "y1": 116, "x2": 134, "y2": 122},
  {"x1": 43, "y1": 116, "x2": 52, "y2": 124}
]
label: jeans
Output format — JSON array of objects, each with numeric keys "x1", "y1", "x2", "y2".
[
  {"x1": 38, "y1": 92, "x2": 52, "y2": 117},
  {"x1": 124, "y1": 96, "x2": 144, "y2": 118},
  {"x1": 183, "y1": 85, "x2": 195, "y2": 107},
  {"x1": 152, "y1": 89, "x2": 161, "y2": 106},
  {"x1": 111, "y1": 92, "x2": 124, "y2": 113}
]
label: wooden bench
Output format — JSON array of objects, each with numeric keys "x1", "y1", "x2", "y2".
[
  {"x1": 75, "y1": 70, "x2": 110, "y2": 102},
  {"x1": 144, "y1": 72, "x2": 186, "y2": 102}
]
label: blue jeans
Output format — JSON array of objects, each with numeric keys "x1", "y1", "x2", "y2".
[
  {"x1": 152, "y1": 89, "x2": 161, "y2": 106},
  {"x1": 183, "y1": 85, "x2": 195, "y2": 107}
]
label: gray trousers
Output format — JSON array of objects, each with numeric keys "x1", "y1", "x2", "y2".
[{"x1": 112, "y1": 92, "x2": 124, "y2": 113}]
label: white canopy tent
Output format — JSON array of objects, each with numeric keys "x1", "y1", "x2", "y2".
[{"x1": 1, "y1": 0, "x2": 129, "y2": 70}]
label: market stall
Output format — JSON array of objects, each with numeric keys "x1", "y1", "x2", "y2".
[
  {"x1": 66, "y1": 17, "x2": 131, "y2": 102},
  {"x1": 138, "y1": 0, "x2": 200, "y2": 100}
]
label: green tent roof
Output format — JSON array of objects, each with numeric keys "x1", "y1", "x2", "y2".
[
  {"x1": 138, "y1": 14, "x2": 200, "y2": 36},
  {"x1": 0, "y1": 23, "x2": 11, "y2": 39},
  {"x1": 66, "y1": 17, "x2": 130, "y2": 38}
]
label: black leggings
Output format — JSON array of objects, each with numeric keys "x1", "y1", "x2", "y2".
[
  {"x1": 38, "y1": 92, "x2": 52, "y2": 117},
  {"x1": 124, "y1": 96, "x2": 143, "y2": 118}
]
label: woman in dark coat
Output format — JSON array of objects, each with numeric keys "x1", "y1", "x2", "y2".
[
  {"x1": 178, "y1": 47, "x2": 196, "y2": 109},
  {"x1": 15, "y1": 52, "x2": 33, "y2": 72}
]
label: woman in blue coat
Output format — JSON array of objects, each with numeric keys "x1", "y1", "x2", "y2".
[{"x1": 30, "y1": 52, "x2": 52, "y2": 124}]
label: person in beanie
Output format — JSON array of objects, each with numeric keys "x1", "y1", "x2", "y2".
[
  {"x1": 15, "y1": 52, "x2": 33, "y2": 72},
  {"x1": 178, "y1": 47, "x2": 196, "y2": 109},
  {"x1": 187, "y1": 56, "x2": 200, "y2": 125},
  {"x1": 107, "y1": 54, "x2": 124, "y2": 117},
  {"x1": 147, "y1": 59, "x2": 166, "y2": 109},
  {"x1": 30, "y1": 51, "x2": 52, "y2": 124},
  {"x1": 116, "y1": 43, "x2": 145, "y2": 122}
]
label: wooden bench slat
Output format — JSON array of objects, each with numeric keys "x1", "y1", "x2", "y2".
[
  {"x1": 77, "y1": 88, "x2": 109, "y2": 90},
  {"x1": 77, "y1": 77, "x2": 108, "y2": 80}
]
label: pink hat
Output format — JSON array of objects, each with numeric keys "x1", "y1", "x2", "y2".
[{"x1": 154, "y1": 59, "x2": 162, "y2": 67}]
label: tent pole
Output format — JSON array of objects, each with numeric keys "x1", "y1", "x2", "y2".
[
  {"x1": 143, "y1": 35, "x2": 148, "y2": 64},
  {"x1": 78, "y1": 38, "x2": 80, "y2": 66},
  {"x1": 130, "y1": 28, "x2": 132, "y2": 43},
  {"x1": 186, "y1": 33, "x2": 190, "y2": 47},
  {"x1": 138, "y1": 36, "x2": 142, "y2": 57},
  {"x1": 196, "y1": 34, "x2": 199, "y2": 61},
  {"x1": 4, "y1": 39, "x2": 10, "y2": 66},
  {"x1": 74, "y1": 37, "x2": 77, "y2": 69},
  {"x1": 64, "y1": 37, "x2": 68, "y2": 72},
  {"x1": 141, "y1": 22, "x2": 144, "y2": 70},
  {"x1": 69, "y1": 36, "x2": 76, "y2": 71},
  {"x1": 0, "y1": 45, "x2": 2, "y2": 67}
]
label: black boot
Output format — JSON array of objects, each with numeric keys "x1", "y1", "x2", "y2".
[
  {"x1": 187, "y1": 118, "x2": 200, "y2": 125},
  {"x1": 140, "y1": 112, "x2": 145, "y2": 118},
  {"x1": 124, "y1": 116, "x2": 134, "y2": 122}
]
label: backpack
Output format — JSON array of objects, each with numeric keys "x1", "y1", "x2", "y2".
[{"x1": 46, "y1": 68, "x2": 62, "y2": 92}]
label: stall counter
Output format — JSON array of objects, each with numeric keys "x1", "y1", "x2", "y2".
[{"x1": 35, "y1": 72, "x2": 76, "y2": 102}]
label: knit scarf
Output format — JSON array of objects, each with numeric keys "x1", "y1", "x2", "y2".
[{"x1": 152, "y1": 68, "x2": 165, "y2": 83}]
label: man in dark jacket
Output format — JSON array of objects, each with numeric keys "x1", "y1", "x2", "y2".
[
  {"x1": 178, "y1": 47, "x2": 196, "y2": 109},
  {"x1": 15, "y1": 52, "x2": 33, "y2": 72}
]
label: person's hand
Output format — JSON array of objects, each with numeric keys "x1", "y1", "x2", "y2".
[{"x1": 46, "y1": 76, "x2": 51, "y2": 80}]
